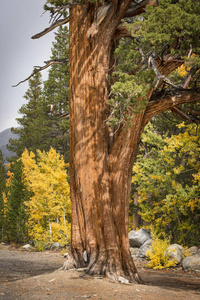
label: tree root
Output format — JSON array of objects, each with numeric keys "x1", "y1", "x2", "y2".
[{"x1": 60, "y1": 251, "x2": 144, "y2": 284}]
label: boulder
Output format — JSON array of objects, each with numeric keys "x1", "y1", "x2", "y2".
[
  {"x1": 187, "y1": 246, "x2": 198, "y2": 256},
  {"x1": 167, "y1": 244, "x2": 183, "y2": 264},
  {"x1": 128, "y1": 228, "x2": 152, "y2": 247},
  {"x1": 51, "y1": 242, "x2": 60, "y2": 249},
  {"x1": 130, "y1": 247, "x2": 140, "y2": 260},
  {"x1": 22, "y1": 244, "x2": 31, "y2": 251},
  {"x1": 138, "y1": 239, "x2": 152, "y2": 258},
  {"x1": 182, "y1": 253, "x2": 200, "y2": 271},
  {"x1": 130, "y1": 247, "x2": 140, "y2": 256}
]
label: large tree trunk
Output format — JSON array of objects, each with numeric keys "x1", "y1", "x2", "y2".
[
  {"x1": 63, "y1": 2, "x2": 199, "y2": 283},
  {"x1": 63, "y1": 3, "x2": 143, "y2": 283}
]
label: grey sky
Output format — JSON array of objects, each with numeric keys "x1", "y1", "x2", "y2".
[{"x1": 0, "y1": 0, "x2": 55, "y2": 132}]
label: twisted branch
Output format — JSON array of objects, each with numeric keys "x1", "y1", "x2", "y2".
[
  {"x1": 13, "y1": 59, "x2": 68, "y2": 87},
  {"x1": 31, "y1": 17, "x2": 70, "y2": 39}
]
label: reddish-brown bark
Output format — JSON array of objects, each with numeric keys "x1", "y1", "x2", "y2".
[{"x1": 63, "y1": 2, "x2": 199, "y2": 283}]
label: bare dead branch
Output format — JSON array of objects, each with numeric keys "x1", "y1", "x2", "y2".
[
  {"x1": 48, "y1": 104, "x2": 69, "y2": 119},
  {"x1": 32, "y1": 17, "x2": 70, "y2": 39},
  {"x1": 54, "y1": 32, "x2": 69, "y2": 38},
  {"x1": 181, "y1": 66, "x2": 197, "y2": 88},
  {"x1": 97, "y1": 3, "x2": 112, "y2": 26},
  {"x1": 13, "y1": 59, "x2": 68, "y2": 87},
  {"x1": 148, "y1": 55, "x2": 179, "y2": 89},
  {"x1": 188, "y1": 44, "x2": 193, "y2": 58}
]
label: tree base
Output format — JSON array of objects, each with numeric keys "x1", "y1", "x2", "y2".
[{"x1": 61, "y1": 252, "x2": 144, "y2": 284}]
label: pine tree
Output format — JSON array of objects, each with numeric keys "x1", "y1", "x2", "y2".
[
  {"x1": 0, "y1": 150, "x2": 6, "y2": 241},
  {"x1": 9, "y1": 27, "x2": 70, "y2": 162},
  {"x1": 6, "y1": 159, "x2": 29, "y2": 243},
  {"x1": 43, "y1": 25, "x2": 70, "y2": 161},
  {"x1": 7, "y1": 72, "x2": 50, "y2": 160}
]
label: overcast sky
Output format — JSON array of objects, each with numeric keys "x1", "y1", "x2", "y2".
[{"x1": 0, "y1": 0, "x2": 56, "y2": 132}]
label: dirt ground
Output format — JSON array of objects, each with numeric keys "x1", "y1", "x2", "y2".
[{"x1": 0, "y1": 245, "x2": 200, "y2": 300}]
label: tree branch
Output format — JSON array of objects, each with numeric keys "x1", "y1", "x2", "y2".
[
  {"x1": 31, "y1": 17, "x2": 70, "y2": 39},
  {"x1": 170, "y1": 106, "x2": 199, "y2": 123},
  {"x1": 48, "y1": 104, "x2": 69, "y2": 119},
  {"x1": 124, "y1": 0, "x2": 158, "y2": 18},
  {"x1": 142, "y1": 89, "x2": 200, "y2": 126},
  {"x1": 13, "y1": 59, "x2": 68, "y2": 87},
  {"x1": 110, "y1": 0, "x2": 118, "y2": 10},
  {"x1": 181, "y1": 66, "x2": 197, "y2": 88},
  {"x1": 149, "y1": 55, "x2": 179, "y2": 89}
]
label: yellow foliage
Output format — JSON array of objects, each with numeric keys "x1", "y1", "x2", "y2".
[
  {"x1": 146, "y1": 233, "x2": 177, "y2": 270},
  {"x1": 132, "y1": 122, "x2": 200, "y2": 246},
  {"x1": 176, "y1": 55, "x2": 195, "y2": 78},
  {"x1": 21, "y1": 147, "x2": 71, "y2": 246},
  {"x1": 5, "y1": 163, "x2": 14, "y2": 187}
]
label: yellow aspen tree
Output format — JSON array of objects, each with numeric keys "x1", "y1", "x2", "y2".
[{"x1": 22, "y1": 148, "x2": 71, "y2": 245}]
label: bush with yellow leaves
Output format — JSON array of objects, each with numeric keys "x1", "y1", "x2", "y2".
[{"x1": 146, "y1": 231, "x2": 177, "y2": 270}]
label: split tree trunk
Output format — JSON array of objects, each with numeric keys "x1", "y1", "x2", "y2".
[{"x1": 63, "y1": 3, "x2": 144, "y2": 283}]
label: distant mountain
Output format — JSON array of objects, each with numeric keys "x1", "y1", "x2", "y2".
[{"x1": 0, "y1": 128, "x2": 19, "y2": 163}]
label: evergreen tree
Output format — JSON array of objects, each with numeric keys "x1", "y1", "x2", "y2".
[
  {"x1": 7, "y1": 72, "x2": 50, "y2": 160},
  {"x1": 9, "y1": 27, "x2": 70, "y2": 162},
  {"x1": 6, "y1": 159, "x2": 29, "y2": 243},
  {"x1": 0, "y1": 150, "x2": 6, "y2": 241},
  {"x1": 43, "y1": 26, "x2": 70, "y2": 161}
]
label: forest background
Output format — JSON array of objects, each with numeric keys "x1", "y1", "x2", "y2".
[{"x1": 0, "y1": 1, "x2": 199, "y2": 254}]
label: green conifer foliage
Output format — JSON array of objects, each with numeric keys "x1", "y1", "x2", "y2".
[
  {"x1": 9, "y1": 26, "x2": 70, "y2": 163},
  {"x1": 0, "y1": 150, "x2": 6, "y2": 241},
  {"x1": 7, "y1": 72, "x2": 49, "y2": 160},
  {"x1": 6, "y1": 160, "x2": 29, "y2": 243},
  {"x1": 43, "y1": 26, "x2": 70, "y2": 161}
]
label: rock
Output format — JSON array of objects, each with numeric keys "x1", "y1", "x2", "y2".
[
  {"x1": 182, "y1": 253, "x2": 200, "y2": 271},
  {"x1": 167, "y1": 244, "x2": 183, "y2": 264},
  {"x1": 28, "y1": 240, "x2": 34, "y2": 246},
  {"x1": 138, "y1": 239, "x2": 152, "y2": 258},
  {"x1": 83, "y1": 250, "x2": 88, "y2": 263},
  {"x1": 130, "y1": 247, "x2": 140, "y2": 260},
  {"x1": 186, "y1": 246, "x2": 198, "y2": 256},
  {"x1": 118, "y1": 276, "x2": 130, "y2": 284},
  {"x1": 128, "y1": 228, "x2": 152, "y2": 247},
  {"x1": 51, "y1": 242, "x2": 60, "y2": 249},
  {"x1": 64, "y1": 252, "x2": 68, "y2": 258},
  {"x1": 130, "y1": 247, "x2": 140, "y2": 256},
  {"x1": 22, "y1": 244, "x2": 31, "y2": 251}
]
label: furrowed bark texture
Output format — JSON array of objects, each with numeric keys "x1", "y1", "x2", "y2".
[
  {"x1": 66, "y1": 3, "x2": 142, "y2": 283},
  {"x1": 64, "y1": 2, "x2": 199, "y2": 283}
]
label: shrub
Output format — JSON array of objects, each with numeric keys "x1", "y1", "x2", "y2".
[
  {"x1": 146, "y1": 232, "x2": 177, "y2": 270},
  {"x1": 34, "y1": 240, "x2": 46, "y2": 252}
]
